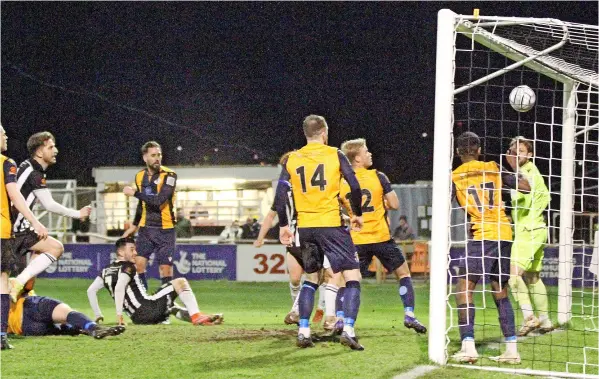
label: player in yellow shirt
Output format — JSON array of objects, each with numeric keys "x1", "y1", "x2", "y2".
[
  {"x1": 0, "y1": 125, "x2": 48, "y2": 350},
  {"x1": 450, "y1": 132, "x2": 520, "y2": 364},
  {"x1": 8, "y1": 291, "x2": 124, "y2": 339},
  {"x1": 123, "y1": 141, "x2": 177, "y2": 295},
  {"x1": 339, "y1": 138, "x2": 426, "y2": 334},
  {"x1": 275, "y1": 115, "x2": 365, "y2": 350}
]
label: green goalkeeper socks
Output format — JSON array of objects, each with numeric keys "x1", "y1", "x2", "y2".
[
  {"x1": 510, "y1": 276, "x2": 534, "y2": 319},
  {"x1": 528, "y1": 280, "x2": 549, "y2": 319}
]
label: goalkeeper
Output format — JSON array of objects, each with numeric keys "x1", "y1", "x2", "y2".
[{"x1": 506, "y1": 136, "x2": 553, "y2": 336}]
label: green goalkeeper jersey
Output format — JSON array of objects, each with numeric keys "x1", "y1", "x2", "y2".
[{"x1": 511, "y1": 161, "x2": 551, "y2": 231}]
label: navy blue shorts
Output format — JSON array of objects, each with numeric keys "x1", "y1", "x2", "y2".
[
  {"x1": 356, "y1": 240, "x2": 406, "y2": 273},
  {"x1": 21, "y1": 296, "x2": 62, "y2": 336},
  {"x1": 454, "y1": 240, "x2": 512, "y2": 285},
  {"x1": 137, "y1": 227, "x2": 176, "y2": 266},
  {"x1": 297, "y1": 227, "x2": 359, "y2": 274}
]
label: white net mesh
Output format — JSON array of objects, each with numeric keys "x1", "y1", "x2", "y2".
[{"x1": 446, "y1": 14, "x2": 599, "y2": 376}]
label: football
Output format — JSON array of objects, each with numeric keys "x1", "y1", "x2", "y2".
[{"x1": 509, "y1": 85, "x2": 536, "y2": 112}]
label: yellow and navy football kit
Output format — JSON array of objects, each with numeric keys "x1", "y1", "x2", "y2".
[
  {"x1": 1, "y1": 154, "x2": 17, "y2": 271},
  {"x1": 340, "y1": 168, "x2": 405, "y2": 272},
  {"x1": 275, "y1": 143, "x2": 362, "y2": 273},
  {"x1": 452, "y1": 160, "x2": 512, "y2": 285},
  {"x1": 8, "y1": 295, "x2": 63, "y2": 336},
  {"x1": 132, "y1": 166, "x2": 177, "y2": 264}
]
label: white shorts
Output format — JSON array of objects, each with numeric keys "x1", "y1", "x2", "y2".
[{"x1": 323, "y1": 255, "x2": 331, "y2": 270}]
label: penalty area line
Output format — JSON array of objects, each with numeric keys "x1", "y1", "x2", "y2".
[{"x1": 391, "y1": 365, "x2": 438, "y2": 379}]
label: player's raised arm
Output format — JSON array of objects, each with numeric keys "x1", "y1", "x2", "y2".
[
  {"x1": 377, "y1": 171, "x2": 399, "y2": 210},
  {"x1": 87, "y1": 276, "x2": 105, "y2": 323},
  {"x1": 124, "y1": 172, "x2": 177, "y2": 207},
  {"x1": 254, "y1": 209, "x2": 277, "y2": 247},
  {"x1": 34, "y1": 187, "x2": 91, "y2": 220}
]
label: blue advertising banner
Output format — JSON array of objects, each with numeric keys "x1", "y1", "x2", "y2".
[
  {"x1": 448, "y1": 245, "x2": 596, "y2": 288},
  {"x1": 38, "y1": 244, "x2": 113, "y2": 279},
  {"x1": 144, "y1": 245, "x2": 237, "y2": 280},
  {"x1": 39, "y1": 244, "x2": 237, "y2": 280}
]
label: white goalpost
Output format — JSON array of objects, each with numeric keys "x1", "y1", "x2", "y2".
[{"x1": 430, "y1": 9, "x2": 598, "y2": 377}]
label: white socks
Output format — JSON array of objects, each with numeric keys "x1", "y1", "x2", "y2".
[
  {"x1": 16, "y1": 253, "x2": 56, "y2": 285},
  {"x1": 343, "y1": 325, "x2": 355, "y2": 337},
  {"x1": 325, "y1": 284, "x2": 338, "y2": 317},
  {"x1": 462, "y1": 338, "x2": 476, "y2": 353},
  {"x1": 290, "y1": 289, "x2": 300, "y2": 313},
  {"x1": 178, "y1": 290, "x2": 200, "y2": 316},
  {"x1": 289, "y1": 282, "x2": 301, "y2": 305},
  {"x1": 521, "y1": 304, "x2": 534, "y2": 320},
  {"x1": 505, "y1": 339, "x2": 518, "y2": 354},
  {"x1": 299, "y1": 327, "x2": 310, "y2": 337},
  {"x1": 317, "y1": 285, "x2": 326, "y2": 310}
]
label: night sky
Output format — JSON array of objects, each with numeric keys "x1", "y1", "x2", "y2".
[{"x1": 2, "y1": 2, "x2": 597, "y2": 185}]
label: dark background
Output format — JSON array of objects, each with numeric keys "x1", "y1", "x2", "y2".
[{"x1": 2, "y1": 2, "x2": 597, "y2": 185}]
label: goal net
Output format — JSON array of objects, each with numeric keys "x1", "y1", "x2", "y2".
[{"x1": 430, "y1": 9, "x2": 598, "y2": 377}]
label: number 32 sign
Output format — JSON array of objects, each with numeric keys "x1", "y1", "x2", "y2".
[
  {"x1": 236, "y1": 245, "x2": 290, "y2": 282},
  {"x1": 253, "y1": 253, "x2": 286, "y2": 274}
]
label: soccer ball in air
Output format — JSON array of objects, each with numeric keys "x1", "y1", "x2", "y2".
[{"x1": 509, "y1": 85, "x2": 536, "y2": 112}]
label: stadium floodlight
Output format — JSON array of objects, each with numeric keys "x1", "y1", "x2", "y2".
[{"x1": 430, "y1": 8, "x2": 598, "y2": 377}]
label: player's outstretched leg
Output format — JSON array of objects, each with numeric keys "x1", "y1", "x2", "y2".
[
  {"x1": 323, "y1": 271, "x2": 345, "y2": 333},
  {"x1": 394, "y1": 262, "x2": 426, "y2": 334},
  {"x1": 172, "y1": 278, "x2": 223, "y2": 326},
  {"x1": 313, "y1": 284, "x2": 326, "y2": 323},
  {"x1": 285, "y1": 293, "x2": 300, "y2": 325},
  {"x1": 489, "y1": 293, "x2": 520, "y2": 364},
  {"x1": 284, "y1": 251, "x2": 303, "y2": 325},
  {"x1": 51, "y1": 301, "x2": 125, "y2": 339},
  {"x1": 339, "y1": 277, "x2": 364, "y2": 351},
  {"x1": 297, "y1": 280, "x2": 318, "y2": 348},
  {"x1": 333, "y1": 287, "x2": 345, "y2": 333},
  {"x1": 526, "y1": 274, "x2": 553, "y2": 333},
  {"x1": 1, "y1": 273, "x2": 13, "y2": 350},
  {"x1": 509, "y1": 270, "x2": 538, "y2": 336},
  {"x1": 11, "y1": 239, "x2": 63, "y2": 302},
  {"x1": 452, "y1": 279, "x2": 478, "y2": 363}
]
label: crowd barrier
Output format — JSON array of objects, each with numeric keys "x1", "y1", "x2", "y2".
[{"x1": 38, "y1": 243, "x2": 596, "y2": 286}]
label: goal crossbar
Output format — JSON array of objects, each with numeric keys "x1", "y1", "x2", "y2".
[{"x1": 455, "y1": 19, "x2": 599, "y2": 94}]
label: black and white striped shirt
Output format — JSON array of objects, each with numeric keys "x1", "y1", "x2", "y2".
[
  {"x1": 12, "y1": 159, "x2": 47, "y2": 233},
  {"x1": 99, "y1": 260, "x2": 161, "y2": 317},
  {"x1": 271, "y1": 183, "x2": 297, "y2": 235}
]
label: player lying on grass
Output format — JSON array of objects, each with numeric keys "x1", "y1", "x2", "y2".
[
  {"x1": 7, "y1": 290, "x2": 125, "y2": 339},
  {"x1": 87, "y1": 237, "x2": 223, "y2": 326}
]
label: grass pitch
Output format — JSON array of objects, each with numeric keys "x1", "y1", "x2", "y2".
[{"x1": 1, "y1": 279, "x2": 596, "y2": 379}]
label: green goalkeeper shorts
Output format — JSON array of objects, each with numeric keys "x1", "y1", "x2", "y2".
[{"x1": 511, "y1": 227, "x2": 547, "y2": 272}]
